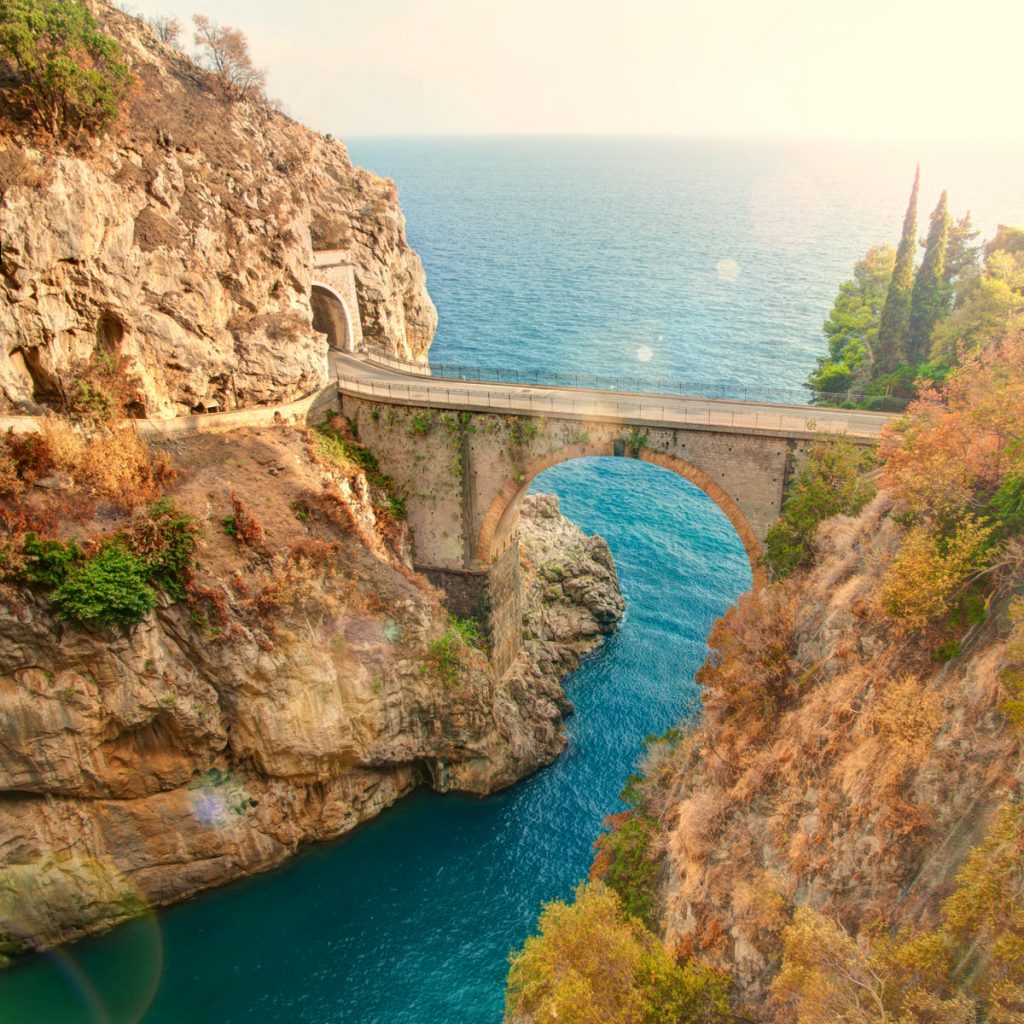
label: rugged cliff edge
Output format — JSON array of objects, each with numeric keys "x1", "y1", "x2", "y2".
[
  {"x1": 0, "y1": 4, "x2": 435, "y2": 417},
  {"x1": 0, "y1": 436, "x2": 623, "y2": 959},
  {"x1": 643, "y1": 491, "x2": 1023, "y2": 1016},
  {"x1": 0, "y1": 5, "x2": 627, "y2": 959}
]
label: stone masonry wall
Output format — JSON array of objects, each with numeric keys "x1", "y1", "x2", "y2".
[{"x1": 337, "y1": 392, "x2": 811, "y2": 671}]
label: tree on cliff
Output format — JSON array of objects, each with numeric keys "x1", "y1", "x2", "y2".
[
  {"x1": 943, "y1": 212, "x2": 981, "y2": 297},
  {"x1": 505, "y1": 882, "x2": 731, "y2": 1024},
  {"x1": 0, "y1": 0, "x2": 132, "y2": 139},
  {"x1": 930, "y1": 227, "x2": 1024, "y2": 363},
  {"x1": 192, "y1": 15, "x2": 266, "y2": 100},
  {"x1": 907, "y1": 191, "x2": 951, "y2": 363},
  {"x1": 148, "y1": 15, "x2": 181, "y2": 48},
  {"x1": 876, "y1": 167, "x2": 920, "y2": 370},
  {"x1": 807, "y1": 244, "x2": 894, "y2": 400}
]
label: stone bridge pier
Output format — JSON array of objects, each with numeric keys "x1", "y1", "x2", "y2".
[{"x1": 337, "y1": 390, "x2": 840, "y2": 677}]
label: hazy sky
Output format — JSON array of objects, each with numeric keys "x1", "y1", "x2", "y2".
[{"x1": 130, "y1": 0, "x2": 1024, "y2": 140}]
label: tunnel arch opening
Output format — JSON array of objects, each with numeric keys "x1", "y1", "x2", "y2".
[
  {"x1": 477, "y1": 442, "x2": 767, "y2": 589},
  {"x1": 311, "y1": 282, "x2": 355, "y2": 353}
]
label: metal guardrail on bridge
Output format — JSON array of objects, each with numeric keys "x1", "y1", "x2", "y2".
[
  {"x1": 335, "y1": 371, "x2": 885, "y2": 439},
  {"x1": 362, "y1": 350, "x2": 910, "y2": 412}
]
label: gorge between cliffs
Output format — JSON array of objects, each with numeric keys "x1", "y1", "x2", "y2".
[
  {"x1": 0, "y1": 5, "x2": 643, "y2": 1005},
  {"x1": 4, "y1": 4, "x2": 1024, "y2": 1023}
]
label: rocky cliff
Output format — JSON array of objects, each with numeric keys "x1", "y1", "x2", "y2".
[
  {"x1": 0, "y1": 433, "x2": 623, "y2": 959},
  {"x1": 0, "y1": 0, "x2": 630, "y2": 964},
  {"x1": 0, "y1": 4, "x2": 436, "y2": 418},
  {"x1": 640, "y1": 493, "x2": 1023, "y2": 1016}
]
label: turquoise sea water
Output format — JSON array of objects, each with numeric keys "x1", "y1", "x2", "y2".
[
  {"x1": 3, "y1": 138, "x2": 1022, "y2": 1023},
  {"x1": 350, "y1": 137, "x2": 1024, "y2": 390}
]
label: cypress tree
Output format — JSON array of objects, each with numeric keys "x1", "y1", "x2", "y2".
[
  {"x1": 876, "y1": 166, "x2": 919, "y2": 371},
  {"x1": 944, "y1": 212, "x2": 981, "y2": 296},
  {"x1": 907, "y1": 191, "x2": 951, "y2": 363}
]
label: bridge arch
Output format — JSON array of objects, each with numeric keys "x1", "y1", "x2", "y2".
[
  {"x1": 477, "y1": 442, "x2": 767, "y2": 589},
  {"x1": 311, "y1": 282, "x2": 355, "y2": 352}
]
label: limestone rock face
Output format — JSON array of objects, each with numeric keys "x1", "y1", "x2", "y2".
[
  {"x1": 653, "y1": 494, "x2": 1024, "y2": 1015},
  {"x1": 519, "y1": 493, "x2": 625, "y2": 642},
  {"x1": 505, "y1": 493, "x2": 626, "y2": 715},
  {"x1": 0, "y1": 436, "x2": 623, "y2": 959},
  {"x1": 0, "y1": 5, "x2": 436, "y2": 418}
]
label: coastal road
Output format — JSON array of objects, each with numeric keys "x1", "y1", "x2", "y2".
[{"x1": 332, "y1": 352, "x2": 897, "y2": 441}]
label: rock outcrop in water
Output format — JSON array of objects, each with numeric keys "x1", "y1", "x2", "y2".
[
  {"x1": 0, "y1": 433, "x2": 623, "y2": 959},
  {"x1": 0, "y1": 4, "x2": 435, "y2": 418},
  {"x1": 516, "y1": 493, "x2": 625, "y2": 679}
]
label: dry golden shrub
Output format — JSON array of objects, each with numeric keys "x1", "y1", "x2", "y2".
[
  {"x1": 37, "y1": 418, "x2": 168, "y2": 506},
  {"x1": 733, "y1": 871, "x2": 791, "y2": 943},
  {"x1": 674, "y1": 792, "x2": 728, "y2": 862},
  {"x1": 227, "y1": 491, "x2": 265, "y2": 547},
  {"x1": 879, "y1": 518, "x2": 995, "y2": 634},
  {"x1": 0, "y1": 448, "x2": 22, "y2": 495},
  {"x1": 252, "y1": 540, "x2": 342, "y2": 621},
  {"x1": 698, "y1": 581, "x2": 799, "y2": 754},
  {"x1": 836, "y1": 675, "x2": 942, "y2": 807}
]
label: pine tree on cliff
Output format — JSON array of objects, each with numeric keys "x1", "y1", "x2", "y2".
[
  {"x1": 876, "y1": 167, "x2": 920, "y2": 371},
  {"x1": 907, "y1": 191, "x2": 951, "y2": 363}
]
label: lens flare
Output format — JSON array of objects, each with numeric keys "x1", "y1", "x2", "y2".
[
  {"x1": 715, "y1": 258, "x2": 741, "y2": 282},
  {"x1": 1, "y1": 856, "x2": 163, "y2": 1023},
  {"x1": 636, "y1": 344, "x2": 653, "y2": 363}
]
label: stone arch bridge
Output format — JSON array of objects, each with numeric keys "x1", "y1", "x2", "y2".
[{"x1": 333, "y1": 353, "x2": 893, "y2": 675}]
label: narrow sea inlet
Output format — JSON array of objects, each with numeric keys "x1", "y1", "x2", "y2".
[
  {"x1": 2, "y1": 136, "x2": 1021, "y2": 1021},
  {"x1": 1, "y1": 457, "x2": 750, "y2": 1022}
]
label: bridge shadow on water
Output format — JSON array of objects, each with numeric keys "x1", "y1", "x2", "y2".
[{"x1": 0, "y1": 457, "x2": 751, "y2": 1024}]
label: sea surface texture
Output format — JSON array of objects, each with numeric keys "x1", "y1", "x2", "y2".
[{"x1": 2, "y1": 138, "x2": 1021, "y2": 1023}]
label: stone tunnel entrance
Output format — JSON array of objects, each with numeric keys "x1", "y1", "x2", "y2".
[{"x1": 311, "y1": 283, "x2": 354, "y2": 353}]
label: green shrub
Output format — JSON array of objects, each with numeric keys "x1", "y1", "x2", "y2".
[
  {"x1": 427, "y1": 628, "x2": 465, "y2": 686},
  {"x1": 410, "y1": 411, "x2": 434, "y2": 436},
  {"x1": 315, "y1": 419, "x2": 406, "y2": 519},
  {"x1": 765, "y1": 438, "x2": 875, "y2": 579},
  {"x1": 51, "y1": 540, "x2": 156, "y2": 626},
  {"x1": 315, "y1": 421, "x2": 381, "y2": 476},
  {"x1": 592, "y1": 815, "x2": 661, "y2": 930},
  {"x1": 450, "y1": 615, "x2": 483, "y2": 648},
  {"x1": 990, "y1": 473, "x2": 1024, "y2": 535},
  {"x1": 0, "y1": 0, "x2": 132, "y2": 139},
  {"x1": 129, "y1": 499, "x2": 197, "y2": 600},
  {"x1": 22, "y1": 533, "x2": 82, "y2": 587}
]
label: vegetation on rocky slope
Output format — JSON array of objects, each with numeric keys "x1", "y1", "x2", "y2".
[
  {"x1": 507, "y1": 307, "x2": 1024, "y2": 1020},
  {"x1": 763, "y1": 438, "x2": 875, "y2": 579},
  {"x1": 0, "y1": 361, "x2": 627, "y2": 958},
  {"x1": 0, "y1": 0, "x2": 132, "y2": 139}
]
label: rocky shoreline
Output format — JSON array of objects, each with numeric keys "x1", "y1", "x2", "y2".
[{"x1": 0, "y1": 441, "x2": 623, "y2": 960}]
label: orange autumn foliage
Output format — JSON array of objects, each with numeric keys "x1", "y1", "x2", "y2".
[{"x1": 881, "y1": 331, "x2": 1024, "y2": 524}]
